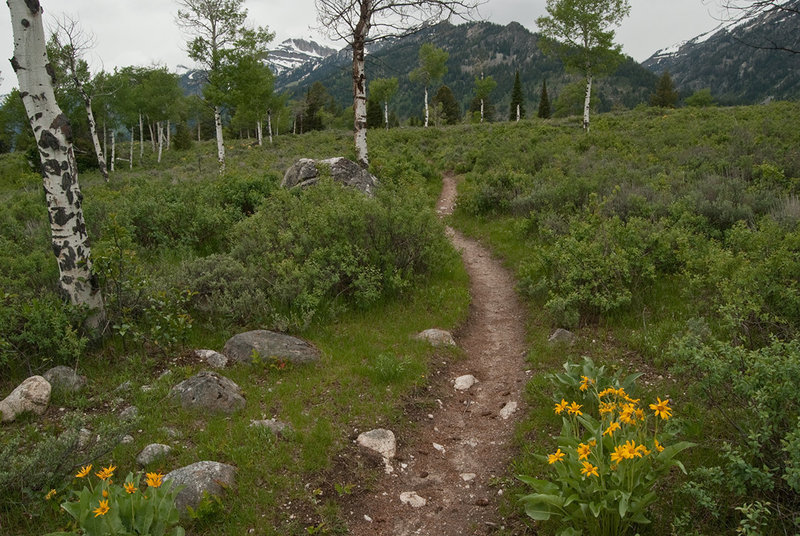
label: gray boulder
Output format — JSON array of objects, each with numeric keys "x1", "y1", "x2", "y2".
[
  {"x1": 136, "y1": 443, "x2": 172, "y2": 466},
  {"x1": 548, "y1": 328, "x2": 577, "y2": 346},
  {"x1": 169, "y1": 371, "x2": 245, "y2": 414},
  {"x1": 223, "y1": 330, "x2": 320, "y2": 366},
  {"x1": 281, "y1": 157, "x2": 378, "y2": 196},
  {"x1": 0, "y1": 376, "x2": 51, "y2": 422},
  {"x1": 42, "y1": 366, "x2": 86, "y2": 392},
  {"x1": 164, "y1": 461, "x2": 237, "y2": 516},
  {"x1": 414, "y1": 329, "x2": 456, "y2": 348},
  {"x1": 193, "y1": 349, "x2": 228, "y2": 369}
]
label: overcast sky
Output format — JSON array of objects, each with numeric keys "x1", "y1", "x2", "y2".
[{"x1": 1, "y1": 0, "x2": 727, "y2": 95}]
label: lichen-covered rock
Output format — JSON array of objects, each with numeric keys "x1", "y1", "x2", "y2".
[
  {"x1": 164, "y1": 461, "x2": 236, "y2": 516},
  {"x1": 281, "y1": 157, "x2": 378, "y2": 196},
  {"x1": 223, "y1": 330, "x2": 320, "y2": 366},
  {"x1": 413, "y1": 329, "x2": 456, "y2": 347},
  {"x1": 42, "y1": 366, "x2": 86, "y2": 392},
  {"x1": 0, "y1": 376, "x2": 51, "y2": 422},
  {"x1": 169, "y1": 371, "x2": 245, "y2": 414},
  {"x1": 193, "y1": 349, "x2": 228, "y2": 369},
  {"x1": 136, "y1": 443, "x2": 172, "y2": 466}
]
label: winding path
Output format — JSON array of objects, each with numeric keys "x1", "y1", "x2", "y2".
[{"x1": 345, "y1": 175, "x2": 530, "y2": 535}]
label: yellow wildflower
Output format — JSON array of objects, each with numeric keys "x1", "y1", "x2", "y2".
[
  {"x1": 146, "y1": 472, "x2": 164, "y2": 488},
  {"x1": 567, "y1": 402, "x2": 583, "y2": 416},
  {"x1": 650, "y1": 397, "x2": 672, "y2": 420},
  {"x1": 654, "y1": 438, "x2": 665, "y2": 453},
  {"x1": 93, "y1": 499, "x2": 110, "y2": 517},
  {"x1": 579, "y1": 376, "x2": 594, "y2": 392},
  {"x1": 554, "y1": 399, "x2": 569, "y2": 415},
  {"x1": 75, "y1": 464, "x2": 92, "y2": 478},
  {"x1": 635, "y1": 408, "x2": 645, "y2": 421},
  {"x1": 580, "y1": 461, "x2": 599, "y2": 477},
  {"x1": 102, "y1": 489, "x2": 108, "y2": 498},
  {"x1": 547, "y1": 449, "x2": 565, "y2": 464},
  {"x1": 598, "y1": 387, "x2": 616, "y2": 398},
  {"x1": 576, "y1": 442, "x2": 592, "y2": 460},
  {"x1": 610, "y1": 445, "x2": 626, "y2": 464},
  {"x1": 45, "y1": 489, "x2": 57, "y2": 500},
  {"x1": 636, "y1": 443, "x2": 651, "y2": 456},
  {"x1": 95, "y1": 464, "x2": 116, "y2": 481},
  {"x1": 599, "y1": 401, "x2": 616, "y2": 416},
  {"x1": 603, "y1": 421, "x2": 621, "y2": 437},
  {"x1": 124, "y1": 482, "x2": 138, "y2": 494}
]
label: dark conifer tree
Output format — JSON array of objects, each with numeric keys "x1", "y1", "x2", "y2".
[
  {"x1": 650, "y1": 71, "x2": 679, "y2": 108},
  {"x1": 509, "y1": 70, "x2": 525, "y2": 120},
  {"x1": 432, "y1": 85, "x2": 461, "y2": 125},
  {"x1": 537, "y1": 79, "x2": 551, "y2": 119},
  {"x1": 366, "y1": 98, "x2": 382, "y2": 128}
]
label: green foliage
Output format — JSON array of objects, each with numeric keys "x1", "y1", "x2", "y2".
[
  {"x1": 509, "y1": 70, "x2": 526, "y2": 120},
  {"x1": 669, "y1": 334, "x2": 800, "y2": 516},
  {"x1": 229, "y1": 179, "x2": 448, "y2": 329},
  {"x1": 409, "y1": 43, "x2": 449, "y2": 88},
  {"x1": 432, "y1": 85, "x2": 461, "y2": 125},
  {"x1": 685, "y1": 88, "x2": 716, "y2": 107},
  {"x1": 171, "y1": 123, "x2": 193, "y2": 151},
  {"x1": 519, "y1": 358, "x2": 692, "y2": 536}
]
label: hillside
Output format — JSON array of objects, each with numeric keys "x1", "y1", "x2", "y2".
[
  {"x1": 276, "y1": 21, "x2": 658, "y2": 121},
  {"x1": 643, "y1": 0, "x2": 800, "y2": 103}
]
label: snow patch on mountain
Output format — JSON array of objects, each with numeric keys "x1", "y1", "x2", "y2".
[{"x1": 267, "y1": 38, "x2": 337, "y2": 75}]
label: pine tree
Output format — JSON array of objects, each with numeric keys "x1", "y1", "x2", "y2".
[
  {"x1": 366, "y1": 97, "x2": 383, "y2": 128},
  {"x1": 538, "y1": 79, "x2": 551, "y2": 118},
  {"x1": 649, "y1": 71, "x2": 679, "y2": 108},
  {"x1": 432, "y1": 85, "x2": 460, "y2": 125},
  {"x1": 509, "y1": 70, "x2": 525, "y2": 121}
]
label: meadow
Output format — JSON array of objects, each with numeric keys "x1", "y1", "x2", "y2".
[{"x1": 1, "y1": 101, "x2": 799, "y2": 534}]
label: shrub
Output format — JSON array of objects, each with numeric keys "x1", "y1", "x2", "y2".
[{"x1": 230, "y1": 179, "x2": 449, "y2": 329}]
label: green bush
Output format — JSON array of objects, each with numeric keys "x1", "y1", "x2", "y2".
[
  {"x1": 230, "y1": 179, "x2": 448, "y2": 329},
  {"x1": 669, "y1": 332, "x2": 800, "y2": 530}
]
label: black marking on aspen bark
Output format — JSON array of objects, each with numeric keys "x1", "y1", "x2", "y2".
[
  {"x1": 62, "y1": 275, "x2": 74, "y2": 285},
  {"x1": 33, "y1": 112, "x2": 43, "y2": 121},
  {"x1": 21, "y1": 18, "x2": 29, "y2": 27},
  {"x1": 60, "y1": 245, "x2": 77, "y2": 271},
  {"x1": 39, "y1": 130, "x2": 60, "y2": 150},
  {"x1": 10, "y1": 56, "x2": 21, "y2": 73},
  {"x1": 50, "y1": 113, "x2": 72, "y2": 142},
  {"x1": 20, "y1": 91, "x2": 29, "y2": 99},
  {"x1": 24, "y1": 0, "x2": 40, "y2": 15},
  {"x1": 53, "y1": 207, "x2": 73, "y2": 227},
  {"x1": 45, "y1": 62, "x2": 57, "y2": 84},
  {"x1": 42, "y1": 158, "x2": 61, "y2": 176}
]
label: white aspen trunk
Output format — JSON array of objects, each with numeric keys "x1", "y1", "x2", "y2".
[
  {"x1": 8, "y1": 0, "x2": 104, "y2": 328},
  {"x1": 148, "y1": 121, "x2": 156, "y2": 152},
  {"x1": 129, "y1": 126, "x2": 134, "y2": 169},
  {"x1": 583, "y1": 70, "x2": 592, "y2": 132},
  {"x1": 197, "y1": 121, "x2": 201, "y2": 142},
  {"x1": 82, "y1": 92, "x2": 108, "y2": 181},
  {"x1": 111, "y1": 131, "x2": 115, "y2": 172},
  {"x1": 424, "y1": 86, "x2": 429, "y2": 127},
  {"x1": 384, "y1": 101, "x2": 389, "y2": 130},
  {"x1": 102, "y1": 120, "x2": 107, "y2": 167},
  {"x1": 293, "y1": 116, "x2": 296, "y2": 134},
  {"x1": 157, "y1": 121, "x2": 164, "y2": 163},
  {"x1": 166, "y1": 119, "x2": 170, "y2": 149},
  {"x1": 516, "y1": 104, "x2": 520, "y2": 122},
  {"x1": 352, "y1": 37, "x2": 368, "y2": 168},
  {"x1": 214, "y1": 105, "x2": 225, "y2": 173},
  {"x1": 480, "y1": 98, "x2": 484, "y2": 123},
  {"x1": 256, "y1": 120, "x2": 262, "y2": 146},
  {"x1": 139, "y1": 113, "x2": 144, "y2": 160},
  {"x1": 267, "y1": 110, "x2": 273, "y2": 144}
]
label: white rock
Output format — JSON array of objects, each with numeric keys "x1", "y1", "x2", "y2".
[
  {"x1": 460, "y1": 473, "x2": 477, "y2": 482},
  {"x1": 364, "y1": 515, "x2": 373, "y2": 522},
  {"x1": 136, "y1": 443, "x2": 172, "y2": 466},
  {"x1": 433, "y1": 442, "x2": 446, "y2": 454},
  {"x1": 357, "y1": 429, "x2": 396, "y2": 460},
  {"x1": 399, "y1": 491, "x2": 427, "y2": 508},
  {"x1": 121, "y1": 435, "x2": 135, "y2": 444},
  {"x1": 454, "y1": 374, "x2": 478, "y2": 391},
  {"x1": 499, "y1": 401, "x2": 518, "y2": 420},
  {"x1": 0, "y1": 376, "x2": 51, "y2": 422}
]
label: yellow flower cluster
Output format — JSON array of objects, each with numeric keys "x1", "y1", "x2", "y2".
[{"x1": 547, "y1": 378, "x2": 675, "y2": 479}]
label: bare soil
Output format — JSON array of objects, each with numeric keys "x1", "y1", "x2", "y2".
[{"x1": 343, "y1": 175, "x2": 530, "y2": 535}]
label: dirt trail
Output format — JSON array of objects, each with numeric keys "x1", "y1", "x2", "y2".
[{"x1": 344, "y1": 175, "x2": 530, "y2": 535}]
